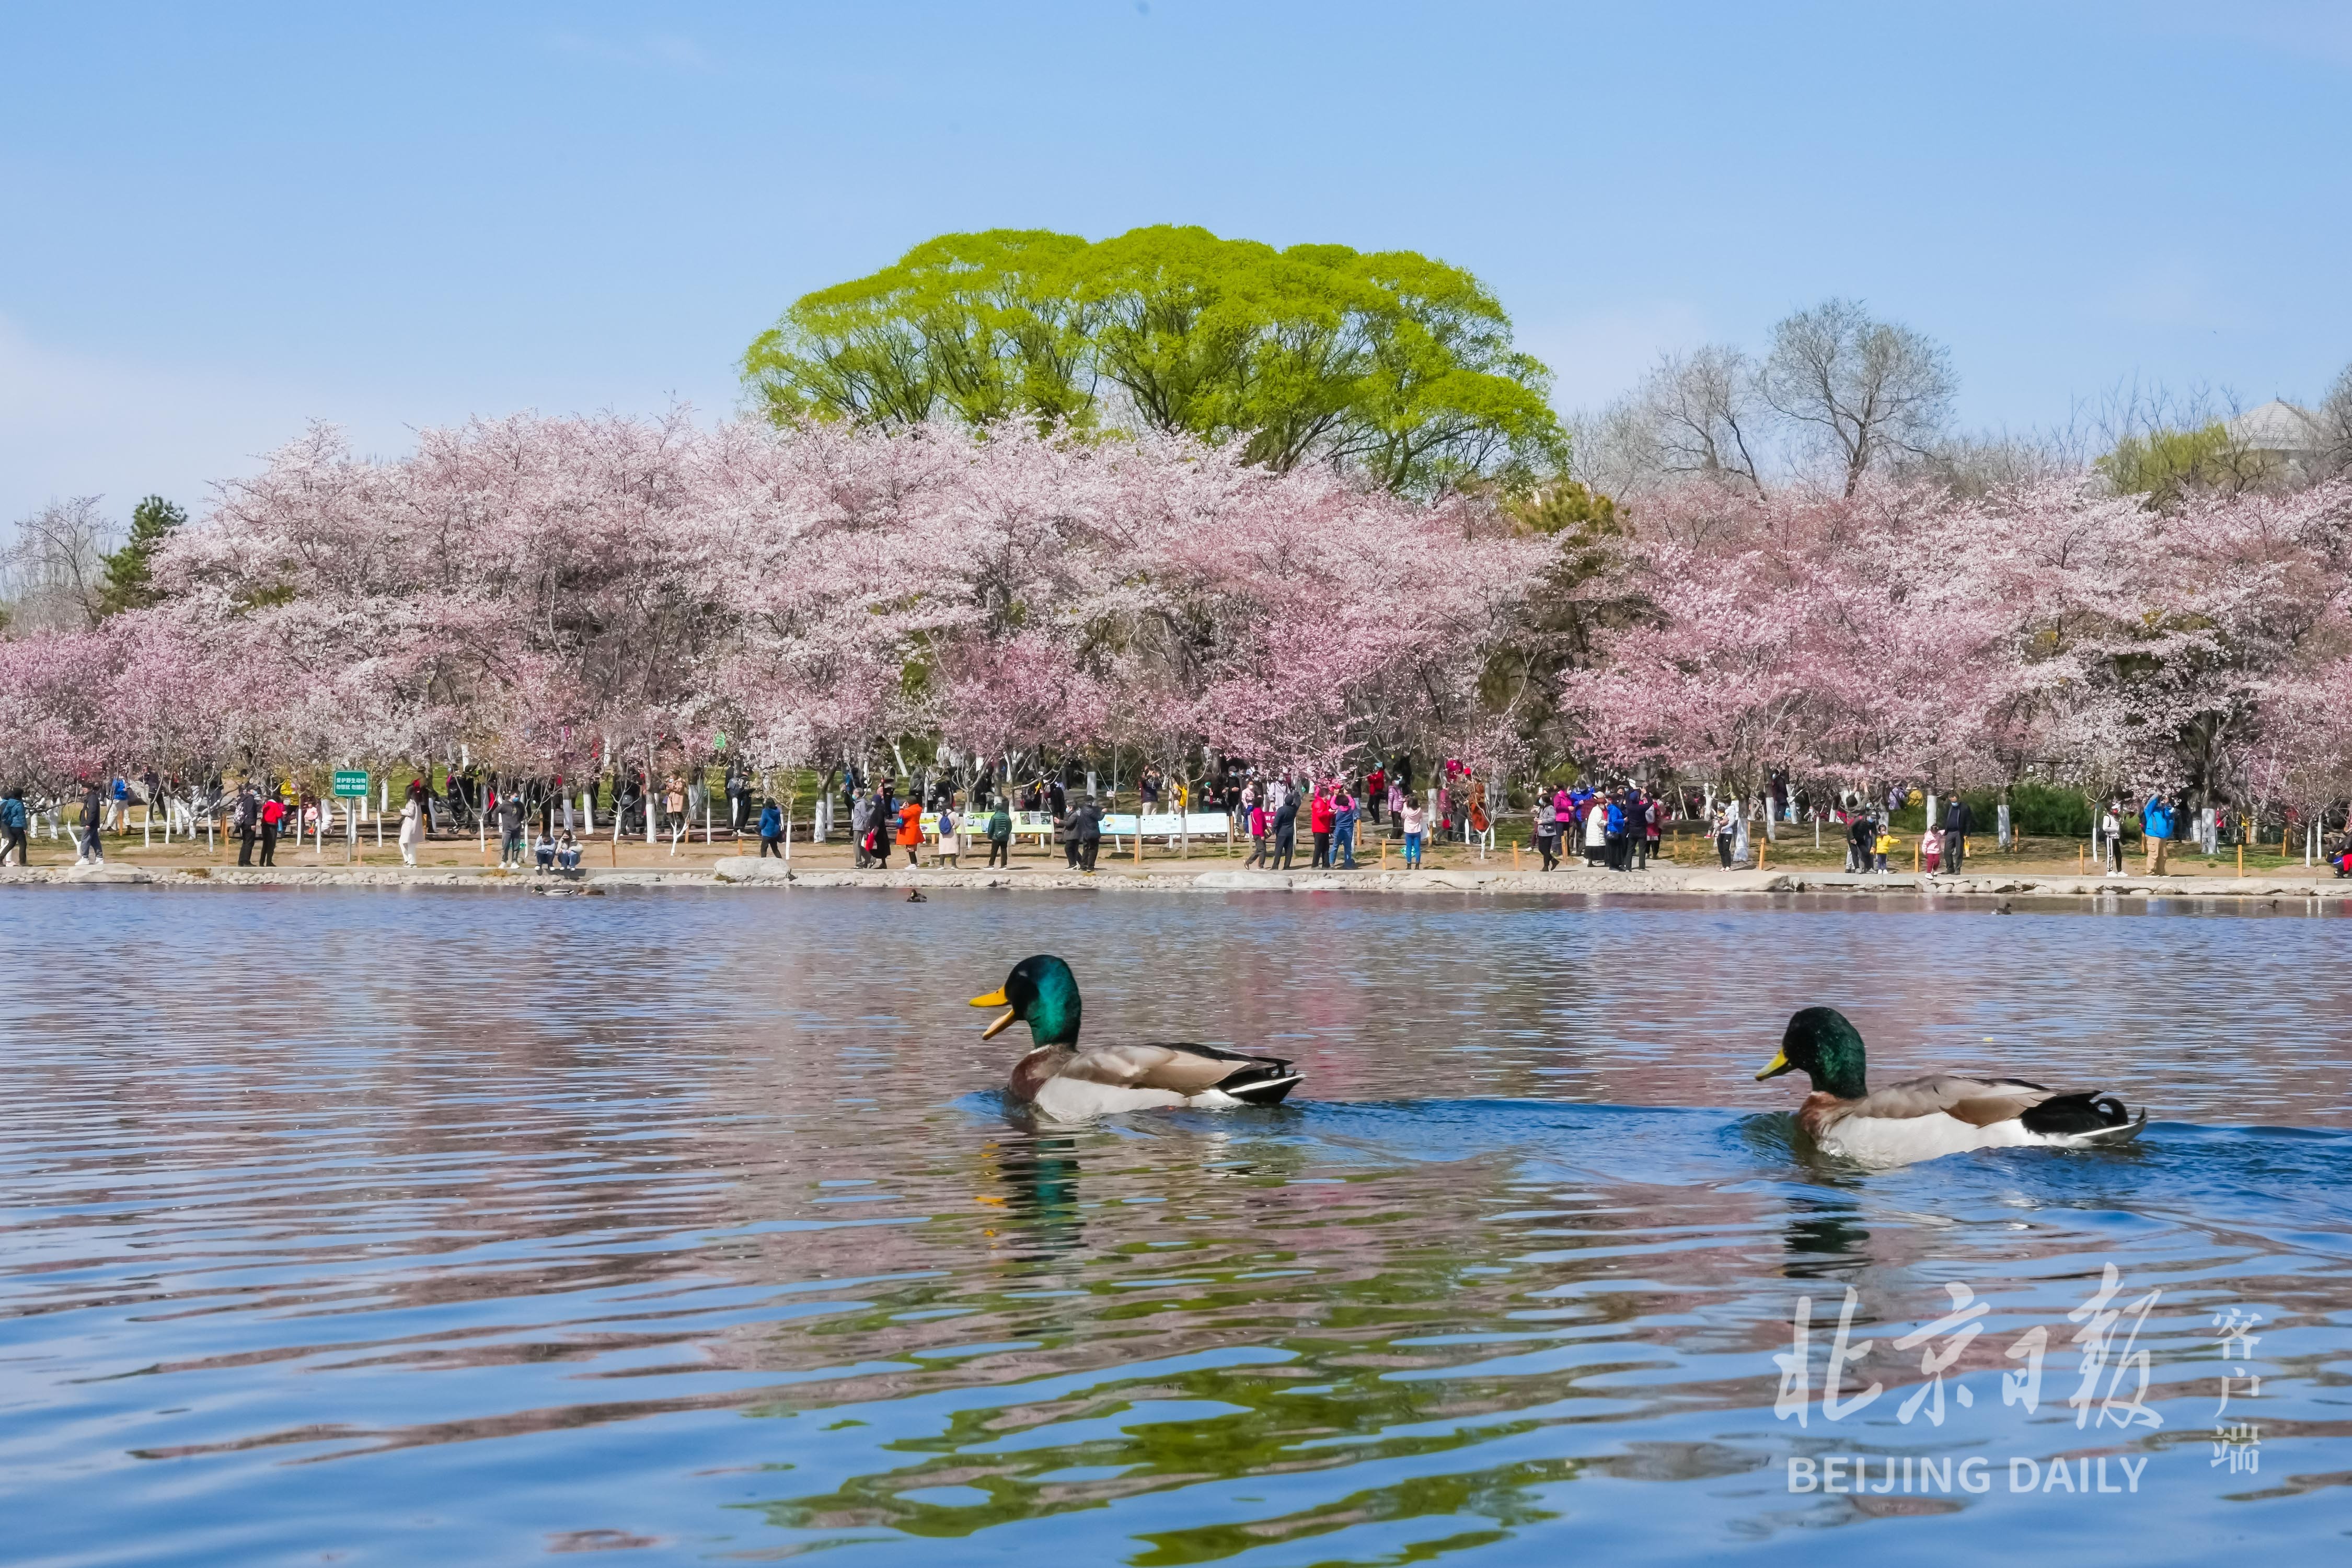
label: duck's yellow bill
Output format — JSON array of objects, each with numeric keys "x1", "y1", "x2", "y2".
[
  {"x1": 970, "y1": 987, "x2": 1016, "y2": 1039},
  {"x1": 1755, "y1": 1049, "x2": 1791, "y2": 1081}
]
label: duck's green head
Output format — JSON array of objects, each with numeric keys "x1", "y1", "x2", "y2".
[
  {"x1": 1756, "y1": 1006, "x2": 1869, "y2": 1099},
  {"x1": 970, "y1": 954, "x2": 1082, "y2": 1048}
]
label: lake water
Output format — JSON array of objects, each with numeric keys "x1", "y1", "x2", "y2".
[{"x1": 4, "y1": 886, "x2": 2348, "y2": 1566}]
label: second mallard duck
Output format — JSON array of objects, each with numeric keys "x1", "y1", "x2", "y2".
[
  {"x1": 1757, "y1": 1006, "x2": 2145, "y2": 1167},
  {"x1": 970, "y1": 954, "x2": 1302, "y2": 1121}
]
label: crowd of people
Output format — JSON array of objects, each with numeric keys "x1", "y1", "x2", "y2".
[
  {"x1": 825, "y1": 757, "x2": 1491, "y2": 874},
  {"x1": 23, "y1": 757, "x2": 2352, "y2": 886},
  {"x1": 1534, "y1": 783, "x2": 1667, "y2": 871}
]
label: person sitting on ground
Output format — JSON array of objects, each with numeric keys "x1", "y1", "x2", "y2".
[
  {"x1": 555, "y1": 830, "x2": 582, "y2": 871},
  {"x1": 535, "y1": 833, "x2": 558, "y2": 871}
]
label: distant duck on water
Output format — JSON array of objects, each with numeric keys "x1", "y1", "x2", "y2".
[
  {"x1": 1756, "y1": 1006, "x2": 2145, "y2": 1168},
  {"x1": 970, "y1": 955, "x2": 1302, "y2": 1121}
]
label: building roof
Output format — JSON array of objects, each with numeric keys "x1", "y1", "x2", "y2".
[{"x1": 2224, "y1": 399, "x2": 2327, "y2": 454}]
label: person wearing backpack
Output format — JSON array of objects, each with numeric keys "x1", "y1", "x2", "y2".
[{"x1": 932, "y1": 799, "x2": 960, "y2": 868}]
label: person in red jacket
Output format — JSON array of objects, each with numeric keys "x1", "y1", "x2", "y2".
[
  {"x1": 1365, "y1": 766, "x2": 1387, "y2": 825},
  {"x1": 1309, "y1": 786, "x2": 1335, "y2": 868},
  {"x1": 259, "y1": 789, "x2": 286, "y2": 866},
  {"x1": 895, "y1": 798, "x2": 923, "y2": 868}
]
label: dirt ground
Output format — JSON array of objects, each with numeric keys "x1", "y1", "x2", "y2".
[{"x1": 18, "y1": 815, "x2": 2336, "y2": 883}]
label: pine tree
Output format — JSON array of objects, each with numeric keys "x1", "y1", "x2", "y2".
[{"x1": 96, "y1": 495, "x2": 184, "y2": 617}]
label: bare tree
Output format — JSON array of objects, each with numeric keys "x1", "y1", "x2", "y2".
[
  {"x1": 1572, "y1": 345, "x2": 1768, "y2": 498},
  {"x1": 2, "y1": 497, "x2": 116, "y2": 632},
  {"x1": 2316, "y1": 360, "x2": 2352, "y2": 480},
  {"x1": 2081, "y1": 377, "x2": 2289, "y2": 499},
  {"x1": 1902, "y1": 426, "x2": 2088, "y2": 497},
  {"x1": 1762, "y1": 299, "x2": 1955, "y2": 495},
  {"x1": 1633, "y1": 346, "x2": 1768, "y2": 492}
]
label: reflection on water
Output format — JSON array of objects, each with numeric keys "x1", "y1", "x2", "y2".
[{"x1": 3, "y1": 887, "x2": 2350, "y2": 1565}]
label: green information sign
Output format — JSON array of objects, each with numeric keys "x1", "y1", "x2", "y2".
[{"x1": 332, "y1": 770, "x2": 370, "y2": 798}]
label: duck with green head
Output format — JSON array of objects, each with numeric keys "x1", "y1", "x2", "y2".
[
  {"x1": 1756, "y1": 1005, "x2": 2143, "y2": 1167},
  {"x1": 971, "y1": 955, "x2": 1302, "y2": 1121}
]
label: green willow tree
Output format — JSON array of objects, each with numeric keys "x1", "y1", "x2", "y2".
[
  {"x1": 2095, "y1": 422, "x2": 2275, "y2": 509},
  {"x1": 743, "y1": 226, "x2": 1567, "y2": 497}
]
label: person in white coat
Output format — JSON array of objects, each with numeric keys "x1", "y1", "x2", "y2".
[{"x1": 398, "y1": 794, "x2": 423, "y2": 867}]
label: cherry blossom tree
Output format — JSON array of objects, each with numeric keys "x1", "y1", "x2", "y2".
[{"x1": 9, "y1": 407, "x2": 2349, "y2": 842}]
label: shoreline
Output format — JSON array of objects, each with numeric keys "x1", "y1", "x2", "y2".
[{"x1": 8, "y1": 856, "x2": 2349, "y2": 902}]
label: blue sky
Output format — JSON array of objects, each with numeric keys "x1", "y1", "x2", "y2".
[{"x1": 4, "y1": 1, "x2": 2347, "y2": 522}]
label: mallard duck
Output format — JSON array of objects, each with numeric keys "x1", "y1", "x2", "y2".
[
  {"x1": 970, "y1": 954, "x2": 1302, "y2": 1120},
  {"x1": 1756, "y1": 1006, "x2": 2145, "y2": 1167}
]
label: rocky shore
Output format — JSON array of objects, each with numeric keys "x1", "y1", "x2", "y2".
[{"x1": 6, "y1": 856, "x2": 2346, "y2": 902}]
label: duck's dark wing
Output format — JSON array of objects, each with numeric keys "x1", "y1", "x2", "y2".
[
  {"x1": 1853, "y1": 1073, "x2": 2053, "y2": 1125},
  {"x1": 1844, "y1": 1074, "x2": 2138, "y2": 1142},
  {"x1": 1063, "y1": 1041, "x2": 1302, "y2": 1103}
]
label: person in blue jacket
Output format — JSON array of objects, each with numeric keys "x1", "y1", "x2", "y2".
[
  {"x1": 2142, "y1": 791, "x2": 2173, "y2": 877},
  {"x1": 0, "y1": 788, "x2": 27, "y2": 867},
  {"x1": 758, "y1": 796, "x2": 785, "y2": 858}
]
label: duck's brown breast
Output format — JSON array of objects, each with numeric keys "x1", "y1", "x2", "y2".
[
  {"x1": 1008, "y1": 1048, "x2": 1062, "y2": 1103},
  {"x1": 1796, "y1": 1092, "x2": 1851, "y2": 1141}
]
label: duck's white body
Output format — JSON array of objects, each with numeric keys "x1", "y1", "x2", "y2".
[
  {"x1": 1802, "y1": 1075, "x2": 2145, "y2": 1169},
  {"x1": 1029, "y1": 1076, "x2": 1250, "y2": 1121},
  {"x1": 1013, "y1": 1041, "x2": 1300, "y2": 1123}
]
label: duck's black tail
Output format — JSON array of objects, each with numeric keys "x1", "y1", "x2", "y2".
[
  {"x1": 2023, "y1": 1092, "x2": 2142, "y2": 1144},
  {"x1": 1218, "y1": 1059, "x2": 1302, "y2": 1105}
]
